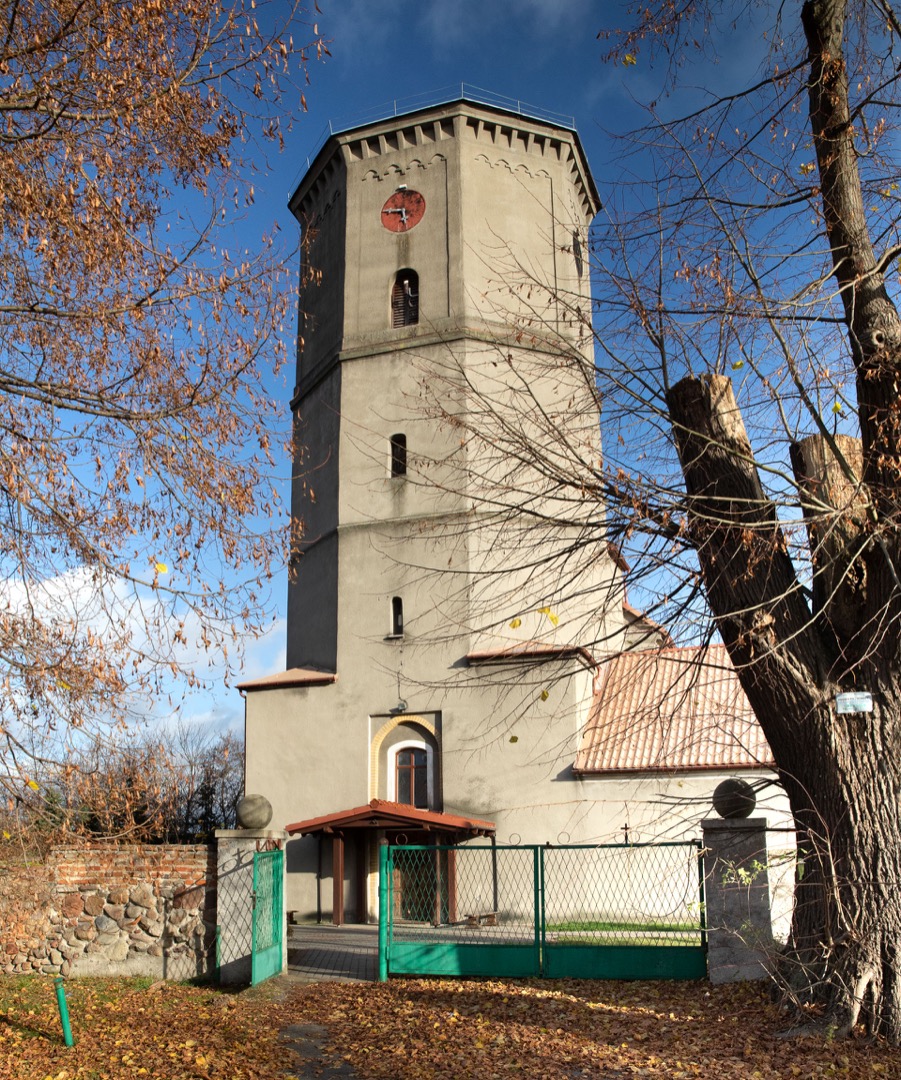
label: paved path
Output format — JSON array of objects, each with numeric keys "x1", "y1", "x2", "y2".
[
  {"x1": 279, "y1": 1022, "x2": 359, "y2": 1079},
  {"x1": 279, "y1": 926, "x2": 377, "y2": 1078},
  {"x1": 287, "y1": 924, "x2": 378, "y2": 983}
]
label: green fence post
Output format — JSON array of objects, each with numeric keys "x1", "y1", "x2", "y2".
[
  {"x1": 378, "y1": 840, "x2": 389, "y2": 982},
  {"x1": 535, "y1": 845, "x2": 544, "y2": 975},
  {"x1": 696, "y1": 841, "x2": 708, "y2": 949}
]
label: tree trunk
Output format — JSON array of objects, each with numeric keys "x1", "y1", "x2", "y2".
[
  {"x1": 790, "y1": 434, "x2": 867, "y2": 649},
  {"x1": 668, "y1": 373, "x2": 901, "y2": 1041},
  {"x1": 802, "y1": 0, "x2": 901, "y2": 667}
]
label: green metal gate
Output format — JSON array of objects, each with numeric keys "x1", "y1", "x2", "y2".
[
  {"x1": 251, "y1": 848, "x2": 284, "y2": 986},
  {"x1": 379, "y1": 842, "x2": 705, "y2": 981}
]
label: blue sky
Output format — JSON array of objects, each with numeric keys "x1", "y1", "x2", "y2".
[{"x1": 179, "y1": 1, "x2": 769, "y2": 735}]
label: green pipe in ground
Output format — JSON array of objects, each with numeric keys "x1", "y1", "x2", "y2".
[{"x1": 54, "y1": 976, "x2": 74, "y2": 1047}]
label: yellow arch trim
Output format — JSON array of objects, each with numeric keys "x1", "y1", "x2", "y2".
[{"x1": 369, "y1": 714, "x2": 438, "y2": 801}]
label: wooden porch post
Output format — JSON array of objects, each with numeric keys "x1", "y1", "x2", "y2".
[
  {"x1": 355, "y1": 833, "x2": 368, "y2": 923},
  {"x1": 447, "y1": 846, "x2": 457, "y2": 924},
  {"x1": 332, "y1": 833, "x2": 345, "y2": 926}
]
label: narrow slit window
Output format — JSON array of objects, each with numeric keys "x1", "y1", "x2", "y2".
[
  {"x1": 391, "y1": 596, "x2": 404, "y2": 637},
  {"x1": 391, "y1": 270, "x2": 419, "y2": 327},
  {"x1": 390, "y1": 433, "x2": 407, "y2": 477}
]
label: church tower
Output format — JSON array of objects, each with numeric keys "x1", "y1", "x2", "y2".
[
  {"x1": 286, "y1": 95, "x2": 616, "y2": 672},
  {"x1": 243, "y1": 95, "x2": 631, "y2": 922}
]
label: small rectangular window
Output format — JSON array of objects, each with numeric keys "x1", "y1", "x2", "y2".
[
  {"x1": 390, "y1": 434, "x2": 407, "y2": 477},
  {"x1": 391, "y1": 596, "x2": 404, "y2": 636}
]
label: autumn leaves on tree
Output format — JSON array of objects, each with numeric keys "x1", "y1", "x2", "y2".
[{"x1": 0, "y1": 3, "x2": 322, "y2": 816}]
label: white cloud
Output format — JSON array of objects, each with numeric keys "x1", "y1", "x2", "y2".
[{"x1": 0, "y1": 560, "x2": 286, "y2": 746}]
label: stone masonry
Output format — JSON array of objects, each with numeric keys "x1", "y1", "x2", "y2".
[
  {"x1": 702, "y1": 817, "x2": 775, "y2": 984},
  {"x1": 0, "y1": 844, "x2": 216, "y2": 981}
]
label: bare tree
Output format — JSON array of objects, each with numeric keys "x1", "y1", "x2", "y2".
[
  {"x1": 407, "y1": 0, "x2": 901, "y2": 1042},
  {"x1": 165, "y1": 725, "x2": 245, "y2": 841},
  {"x1": 32, "y1": 727, "x2": 244, "y2": 844},
  {"x1": 0, "y1": 2, "x2": 324, "y2": 807}
]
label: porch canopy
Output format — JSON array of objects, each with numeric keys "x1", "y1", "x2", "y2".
[{"x1": 286, "y1": 799, "x2": 496, "y2": 925}]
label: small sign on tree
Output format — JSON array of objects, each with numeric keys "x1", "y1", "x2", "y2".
[{"x1": 835, "y1": 692, "x2": 874, "y2": 715}]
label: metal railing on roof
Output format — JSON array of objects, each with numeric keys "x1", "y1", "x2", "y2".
[{"x1": 291, "y1": 83, "x2": 577, "y2": 195}]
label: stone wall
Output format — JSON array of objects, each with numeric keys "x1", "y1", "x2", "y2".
[{"x1": 0, "y1": 844, "x2": 217, "y2": 982}]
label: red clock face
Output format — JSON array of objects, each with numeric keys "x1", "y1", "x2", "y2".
[{"x1": 380, "y1": 189, "x2": 426, "y2": 233}]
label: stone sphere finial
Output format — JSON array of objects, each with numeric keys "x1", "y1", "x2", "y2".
[
  {"x1": 712, "y1": 778, "x2": 756, "y2": 819},
  {"x1": 236, "y1": 794, "x2": 273, "y2": 830}
]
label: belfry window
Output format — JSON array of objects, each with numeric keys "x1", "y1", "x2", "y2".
[
  {"x1": 390, "y1": 433, "x2": 407, "y2": 477},
  {"x1": 391, "y1": 270, "x2": 419, "y2": 327}
]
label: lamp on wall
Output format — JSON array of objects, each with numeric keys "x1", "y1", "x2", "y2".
[{"x1": 390, "y1": 699, "x2": 408, "y2": 715}]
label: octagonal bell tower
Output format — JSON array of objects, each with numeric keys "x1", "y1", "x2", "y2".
[
  {"x1": 241, "y1": 93, "x2": 643, "y2": 923},
  {"x1": 286, "y1": 95, "x2": 620, "y2": 683}
]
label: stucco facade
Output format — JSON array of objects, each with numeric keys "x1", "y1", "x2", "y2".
[{"x1": 242, "y1": 97, "x2": 786, "y2": 924}]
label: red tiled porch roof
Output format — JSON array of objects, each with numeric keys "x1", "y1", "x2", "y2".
[{"x1": 285, "y1": 799, "x2": 495, "y2": 838}]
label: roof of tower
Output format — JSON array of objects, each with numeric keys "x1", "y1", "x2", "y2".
[{"x1": 289, "y1": 85, "x2": 600, "y2": 220}]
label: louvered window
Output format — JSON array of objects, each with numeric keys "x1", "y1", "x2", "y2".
[{"x1": 391, "y1": 270, "x2": 419, "y2": 327}]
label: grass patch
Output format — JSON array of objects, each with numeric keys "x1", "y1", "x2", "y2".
[
  {"x1": 547, "y1": 919, "x2": 698, "y2": 933},
  {"x1": 0, "y1": 974, "x2": 48, "y2": 1013},
  {"x1": 550, "y1": 932, "x2": 703, "y2": 947}
]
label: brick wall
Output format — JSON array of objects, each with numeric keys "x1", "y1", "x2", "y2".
[
  {"x1": 0, "y1": 844, "x2": 218, "y2": 981},
  {"x1": 54, "y1": 844, "x2": 214, "y2": 890}
]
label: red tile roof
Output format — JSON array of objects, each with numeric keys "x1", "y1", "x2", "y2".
[
  {"x1": 285, "y1": 799, "x2": 496, "y2": 837},
  {"x1": 237, "y1": 668, "x2": 336, "y2": 692},
  {"x1": 466, "y1": 642, "x2": 597, "y2": 667},
  {"x1": 575, "y1": 645, "x2": 773, "y2": 774}
]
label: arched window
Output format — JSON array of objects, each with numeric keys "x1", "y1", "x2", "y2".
[
  {"x1": 391, "y1": 596, "x2": 404, "y2": 637},
  {"x1": 395, "y1": 747, "x2": 429, "y2": 808},
  {"x1": 391, "y1": 270, "x2": 419, "y2": 327},
  {"x1": 390, "y1": 433, "x2": 407, "y2": 477}
]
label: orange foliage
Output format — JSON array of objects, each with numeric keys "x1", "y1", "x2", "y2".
[{"x1": 0, "y1": 2, "x2": 324, "y2": 807}]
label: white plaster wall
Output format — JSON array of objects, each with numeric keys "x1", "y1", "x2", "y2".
[
  {"x1": 255, "y1": 103, "x2": 798, "y2": 925},
  {"x1": 244, "y1": 661, "x2": 793, "y2": 921}
]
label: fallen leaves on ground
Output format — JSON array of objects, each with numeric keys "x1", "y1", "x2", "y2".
[
  {"x1": 1, "y1": 975, "x2": 899, "y2": 1080},
  {"x1": 0, "y1": 975, "x2": 297, "y2": 1080},
  {"x1": 285, "y1": 978, "x2": 901, "y2": 1080}
]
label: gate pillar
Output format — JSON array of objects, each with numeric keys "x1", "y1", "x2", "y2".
[
  {"x1": 701, "y1": 817, "x2": 773, "y2": 984},
  {"x1": 215, "y1": 829, "x2": 287, "y2": 985}
]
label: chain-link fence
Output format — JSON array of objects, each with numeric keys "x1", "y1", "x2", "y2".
[
  {"x1": 543, "y1": 843, "x2": 704, "y2": 947},
  {"x1": 381, "y1": 842, "x2": 705, "y2": 980},
  {"x1": 250, "y1": 849, "x2": 283, "y2": 985}
]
